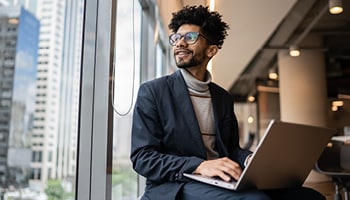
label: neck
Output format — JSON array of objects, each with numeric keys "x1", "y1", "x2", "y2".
[{"x1": 184, "y1": 65, "x2": 208, "y2": 81}]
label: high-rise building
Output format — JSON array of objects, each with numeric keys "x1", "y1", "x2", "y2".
[
  {"x1": 5, "y1": 0, "x2": 83, "y2": 192},
  {"x1": 27, "y1": 0, "x2": 66, "y2": 191},
  {"x1": 56, "y1": 0, "x2": 83, "y2": 188},
  {"x1": 0, "y1": 5, "x2": 40, "y2": 188},
  {"x1": 2, "y1": 0, "x2": 82, "y2": 193}
]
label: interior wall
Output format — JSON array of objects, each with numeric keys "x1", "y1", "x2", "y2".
[
  {"x1": 278, "y1": 35, "x2": 328, "y2": 127},
  {"x1": 156, "y1": 0, "x2": 182, "y2": 35}
]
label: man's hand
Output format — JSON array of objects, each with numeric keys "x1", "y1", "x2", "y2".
[{"x1": 193, "y1": 157, "x2": 242, "y2": 182}]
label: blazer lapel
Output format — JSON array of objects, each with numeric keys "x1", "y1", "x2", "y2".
[
  {"x1": 209, "y1": 84, "x2": 229, "y2": 157},
  {"x1": 167, "y1": 71, "x2": 206, "y2": 157}
]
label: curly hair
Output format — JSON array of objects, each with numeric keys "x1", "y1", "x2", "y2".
[{"x1": 168, "y1": 5, "x2": 229, "y2": 49}]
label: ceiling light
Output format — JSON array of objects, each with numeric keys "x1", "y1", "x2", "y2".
[
  {"x1": 268, "y1": 72, "x2": 278, "y2": 80},
  {"x1": 247, "y1": 116, "x2": 254, "y2": 124},
  {"x1": 289, "y1": 45, "x2": 300, "y2": 57},
  {"x1": 331, "y1": 100, "x2": 344, "y2": 112},
  {"x1": 332, "y1": 100, "x2": 344, "y2": 107},
  {"x1": 332, "y1": 105, "x2": 338, "y2": 112},
  {"x1": 329, "y1": 0, "x2": 343, "y2": 14},
  {"x1": 247, "y1": 95, "x2": 255, "y2": 102}
]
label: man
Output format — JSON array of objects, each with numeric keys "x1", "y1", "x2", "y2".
[{"x1": 130, "y1": 5, "x2": 325, "y2": 200}]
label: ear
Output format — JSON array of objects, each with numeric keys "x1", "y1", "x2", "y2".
[{"x1": 207, "y1": 45, "x2": 218, "y2": 58}]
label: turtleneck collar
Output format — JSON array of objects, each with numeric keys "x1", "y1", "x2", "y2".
[{"x1": 180, "y1": 68, "x2": 212, "y2": 93}]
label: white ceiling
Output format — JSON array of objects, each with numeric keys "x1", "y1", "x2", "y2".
[{"x1": 159, "y1": 0, "x2": 298, "y2": 90}]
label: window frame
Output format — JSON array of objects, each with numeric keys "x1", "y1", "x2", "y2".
[
  {"x1": 76, "y1": 0, "x2": 114, "y2": 199},
  {"x1": 76, "y1": 0, "x2": 171, "y2": 199}
]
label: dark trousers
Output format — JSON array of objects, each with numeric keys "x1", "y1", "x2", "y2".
[{"x1": 179, "y1": 181, "x2": 326, "y2": 200}]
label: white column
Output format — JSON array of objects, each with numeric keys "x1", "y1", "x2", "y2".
[
  {"x1": 278, "y1": 35, "x2": 329, "y2": 183},
  {"x1": 278, "y1": 35, "x2": 328, "y2": 126}
]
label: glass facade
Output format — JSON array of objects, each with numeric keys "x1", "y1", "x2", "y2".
[
  {"x1": 0, "y1": 5, "x2": 39, "y2": 194},
  {"x1": 111, "y1": 1, "x2": 140, "y2": 199},
  {"x1": 0, "y1": 0, "x2": 82, "y2": 198},
  {"x1": 1, "y1": 0, "x2": 173, "y2": 199},
  {"x1": 110, "y1": 0, "x2": 170, "y2": 199}
]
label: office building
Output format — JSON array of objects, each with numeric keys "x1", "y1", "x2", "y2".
[
  {"x1": 0, "y1": 5, "x2": 40, "y2": 188},
  {"x1": 56, "y1": 0, "x2": 83, "y2": 186},
  {"x1": 25, "y1": 0, "x2": 66, "y2": 191},
  {"x1": 5, "y1": 0, "x2": 82, "y2": 192},
  {"x1": 0, "y1": 0, "x2": 83, "y2": 196}
]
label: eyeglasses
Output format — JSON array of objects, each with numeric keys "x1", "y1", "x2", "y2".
[{"x1": 169, "y1": 32, "x2": 211, "y2": 46}]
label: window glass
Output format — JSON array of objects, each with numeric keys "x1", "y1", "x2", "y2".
[
  {"x1": 111, "y1": 0, "x2": 141, "y2": 199},
  {"x1": 0, "y1": 1, "x2": 83, "y2": 199},
  {"x1": 156, "y1": 42, "x2": 165, "y2": 78},
  {"x1": 109, "y1": 0, "x2": 173, "y2": 198}
]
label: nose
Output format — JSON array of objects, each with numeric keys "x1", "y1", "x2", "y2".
[{"x1": 175, "y1": 36, "x2": 187, "y2": 47}]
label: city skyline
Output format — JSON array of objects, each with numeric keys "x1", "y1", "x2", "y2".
[{"x1": 0, "y1": 0, "x2": 84, "y2": 197}]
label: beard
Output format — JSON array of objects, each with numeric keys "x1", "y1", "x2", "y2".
[
  {"x1": 174, "y1": 51, "x2": 206, "y2": 69},
  {"x1": 176, "y1": 57, "x2": 201, "y2": 69}
]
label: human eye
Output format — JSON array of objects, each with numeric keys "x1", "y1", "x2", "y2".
[
  {"x1": 174, "y1": 33, "x2": 182, "y2": 40},
  {"x1": 185, "y1": 32, "x2": 198, "y2": 43},
  {"x1": 169, "y1": 33, "x2": 181, "y2": 45}
]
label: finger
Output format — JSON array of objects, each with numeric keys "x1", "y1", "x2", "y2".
[
  {"x1": 217, "y1": 158, "x2": 242, "y2": 180},
  {"x1": 226, "y1": 167, "x2": 242, "y2": 180},
  {"x1": 218, "y1": 157, "x2": 240, "y2": 169},
  {"x1": 216, "y1": 170, "x2": 232, "y2": 182},
  {"x1": 218, "y1": 166, "x2": 241, "y2": 181}
]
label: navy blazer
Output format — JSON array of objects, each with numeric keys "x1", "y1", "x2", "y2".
[{"x1": 130, "y1": 70, "x2": 251, "y2": 200}]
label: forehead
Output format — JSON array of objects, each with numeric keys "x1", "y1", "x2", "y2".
[{"x1": 176, "y1": 24, "x2": 201, "y2": 33}]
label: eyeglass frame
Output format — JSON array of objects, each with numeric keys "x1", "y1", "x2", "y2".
[{"x1": 169, "y1": 32, "x2": 212, "y2": 46}]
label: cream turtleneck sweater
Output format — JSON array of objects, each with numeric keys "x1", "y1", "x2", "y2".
[{"x1": 180, "y1": 69, "x2": 219, "y2": 160}]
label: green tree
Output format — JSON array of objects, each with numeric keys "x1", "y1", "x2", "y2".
[{"x1": 45, "y1": 180, "x2": 64, "y2": 200}]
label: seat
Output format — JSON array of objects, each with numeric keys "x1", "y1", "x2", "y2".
[{"x1": 315, "y1": 137, "x2": 350, "y2": 200}]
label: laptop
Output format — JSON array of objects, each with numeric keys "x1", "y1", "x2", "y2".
[{"x1": 183, "y1": 120, "x2": 336, "y2": 191}]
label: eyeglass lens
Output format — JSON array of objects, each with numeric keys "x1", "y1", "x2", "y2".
[{"x1": 169, "y1": 32, "x2": 199, "y2": 46}]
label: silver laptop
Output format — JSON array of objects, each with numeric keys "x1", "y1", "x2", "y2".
[{"x1": 183, "y1": 120, "x2": 336, "y2": 191}]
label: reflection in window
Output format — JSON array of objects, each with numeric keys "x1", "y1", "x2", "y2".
[
  {"x1": 112, "y1": 0, "x2": 141, "y2": 199},
  {"x1": 0, "y1": 1, "x2": 84, "y2": 199},
  {"x1": 111, "y1": 0, "x2": 171, "y2": 198}
]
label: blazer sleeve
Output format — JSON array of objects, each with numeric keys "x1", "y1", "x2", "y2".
[
  {"x1": 130, "y1": 82, "x2": 203, "y2": 183},
  {"x1": 230, "y1": 113, "x2": 253, "y2": 168},
  {"x1": 210, "y1": 83, "x2": 252, "y2": 168}
]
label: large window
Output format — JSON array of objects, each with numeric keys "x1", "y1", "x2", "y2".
[
  {"x1": 110, "y1": 0, "x2": 170, "y2": 199},
  {"x1": 0, "y1": 0, "x2": 84, "y2": 199},
  {"x1": 0, "y1": 0, "x2": 174, "y2": 200},
  {"x1": 111, "y1": 0, "x2": 141, "y2": 199},
  {"x1": 5, "y1": 0, "x2": 348, "y2": 199},
  {"x1": 1, "y1": 0, "x2": 172, "y2": 199}
]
